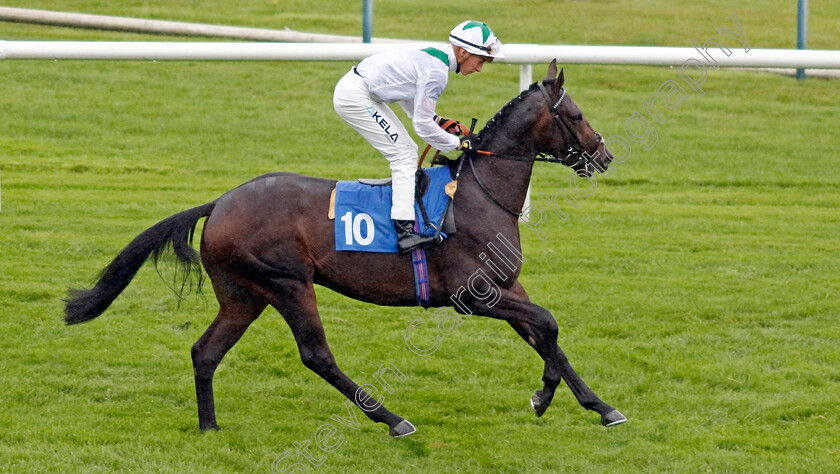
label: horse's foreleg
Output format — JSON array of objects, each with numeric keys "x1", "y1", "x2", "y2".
[
  {"x1": 508, "y1": 318, "x2": 625, "y2": 426},
  {"x1": 268, "y1": 279, "x2": 415, "y2": 437},
  {"x1": 504, "y1": 318, "x2": 561, "y2": 414},
  {"x1": 191, "y1": 300, "x2": 266, "y2": 431},
  {"x1": 478, "y1": 283, "x2": 626, "y2": 426}
]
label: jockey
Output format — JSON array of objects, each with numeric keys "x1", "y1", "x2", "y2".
[{"x1": 333, "y1": 20, "x2": 503, "y2": 253}]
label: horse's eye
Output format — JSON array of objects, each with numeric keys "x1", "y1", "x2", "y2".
[{"x1": 572, "y1": 114, "x2": 583, "y2": 121}]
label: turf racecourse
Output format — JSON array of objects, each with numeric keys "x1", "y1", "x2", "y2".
[{"x1": 1, "y1": 1, "x2": 839, "y2": 472}]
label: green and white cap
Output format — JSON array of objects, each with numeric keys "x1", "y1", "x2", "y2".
[{"x1": 449, "y1": 20, "x2": 504, "y2": 58}]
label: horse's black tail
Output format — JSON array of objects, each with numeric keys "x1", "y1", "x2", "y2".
[{"x1": 64, "y1": 202, "x2": 217, "y2": 325}]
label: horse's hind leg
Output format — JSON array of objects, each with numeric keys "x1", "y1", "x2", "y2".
[
  {"x1": 191, "y1": 299, "x2": 267, "y2": 431},
  {"x1": 266, "y1": 279, "x2": 415, "y2": 437}
]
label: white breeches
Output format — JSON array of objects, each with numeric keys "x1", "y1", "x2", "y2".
[{"x1": 333, "y1": 69, "x2": 417, "y2": 221}]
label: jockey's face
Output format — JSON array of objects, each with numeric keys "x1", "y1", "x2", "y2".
[{"x1": 453, "y1": 46, "x2": 493, "y2": 76}]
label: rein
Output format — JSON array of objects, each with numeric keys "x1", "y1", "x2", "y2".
[
  {"x1": 420, "y1": 84, "x2": 604, "y2": 217},
  {"x1": 474, "y1": 84, "x2": 602, "y2": 166},
  {"x1": 466, "y1": 84, "x2": 604, "y2": 216}
]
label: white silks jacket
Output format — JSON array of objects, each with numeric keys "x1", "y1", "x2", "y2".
[{"x1": 355, "y1": 44, "x2": 462, "y2": 152}]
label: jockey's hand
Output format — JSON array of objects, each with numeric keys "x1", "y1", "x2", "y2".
[
  {"x1": 434, "y1": 115, "x2": 463, "y2": 135},
  {"x1": 457, "y1": 135, "x2": 475, "y2": 151}
]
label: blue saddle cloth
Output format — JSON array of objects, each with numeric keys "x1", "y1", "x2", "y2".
[{"x1": 334, "y1": 166, "x2": 452, "y2": 253}]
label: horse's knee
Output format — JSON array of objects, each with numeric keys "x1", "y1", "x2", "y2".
[
  {"x1": 532, "y1": 307, "x2": 558, "y2": 341},
  {"x1": 191, "y1": 343, "x2": 221, "y2": 380},
  {"x1": 299, "y1": 346, "x2": 337, "y2": 375}
]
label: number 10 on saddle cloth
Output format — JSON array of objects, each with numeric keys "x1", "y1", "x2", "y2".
[{"x1": 332, "y1": 166, "x2": 454, "y2": 253}]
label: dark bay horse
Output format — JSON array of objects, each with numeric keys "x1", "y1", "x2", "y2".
[{"x1": 65, "y1": 61, "x2": 626, "y2": 436}]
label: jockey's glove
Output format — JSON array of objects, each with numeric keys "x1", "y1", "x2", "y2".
[{"x1": 433, "y1": 115, "x2": 463, "y2": 135}]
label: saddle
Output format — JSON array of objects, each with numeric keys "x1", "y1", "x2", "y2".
[
  {"x1": 356, "y1": 168, "x2": 456, "y2": 236},
  {"x1": 328, "y1": 165, "x2": 457, "y2": 253}
]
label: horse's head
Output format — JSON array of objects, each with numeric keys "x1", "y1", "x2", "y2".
[{"x1": 533, "y1": 60, "x2": 613, "y2": 177}]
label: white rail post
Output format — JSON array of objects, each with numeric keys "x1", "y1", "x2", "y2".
[{"x1": 519, "y1": 63, "x2": 532, "y2": 222}]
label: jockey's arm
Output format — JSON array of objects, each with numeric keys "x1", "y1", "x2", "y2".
[{"x1": 406, "y1": 72, "x2": 460, "y2": 153}]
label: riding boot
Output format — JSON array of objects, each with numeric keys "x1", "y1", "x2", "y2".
[{"x1": 394, "y1": 220, "x2": 436, "y2": 253}]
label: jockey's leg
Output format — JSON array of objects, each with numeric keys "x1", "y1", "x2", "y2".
[
  {"x1": 333, "y1": 68, "x2": 435, "y2": 253},
  {"x1": 388, "y1": 152, "x2": 435, "y2": 252},
  {"x1": 388, "y1": 154, "x2": 416, "y2": 222}
]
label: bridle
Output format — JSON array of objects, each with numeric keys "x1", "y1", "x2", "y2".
[
  {"x1": 535, "y1": 82, "x2": 604, "y2": 171},
  {"x1": 466, "y1": 82, "x2": 605, "y2": 216}
]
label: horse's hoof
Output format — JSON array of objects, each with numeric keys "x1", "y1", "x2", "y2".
[
  {"x1": 200, "y1": 424, "x2": 220, "y2": 432},
  {"x1": 601, "y1": 409, "x2": 627, "y2": 427},
  {"x1": 389, "y1": 419, "x2": 417, "y2": 437},
  {"x1": 530, "y1": 390, "x2": 550, "y2": 417}
]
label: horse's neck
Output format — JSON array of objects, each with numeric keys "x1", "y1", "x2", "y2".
[{"x1": 468, "y1": 125, "x2": 538, "y2": 215}]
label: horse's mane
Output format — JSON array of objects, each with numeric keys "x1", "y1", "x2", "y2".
[{"x1": 476, "y1": 79, "x2": 555, "y2": 146}]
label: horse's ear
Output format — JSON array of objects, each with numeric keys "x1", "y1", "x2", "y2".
[
  {"x1": 557, "y1": 68, "x2": 565, "y2": 89},
  {"x1": 545, "y1": 59, "x2": 558, "y2": 81}
]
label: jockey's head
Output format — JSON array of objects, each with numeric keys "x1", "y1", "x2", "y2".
[{"x1": 449, "y1": 20, "x2": 503, "y2": 75}]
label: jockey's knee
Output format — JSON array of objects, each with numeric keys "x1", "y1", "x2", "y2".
[{"x1": 386, "y1": 149, "x2": 417, "y2": 167}]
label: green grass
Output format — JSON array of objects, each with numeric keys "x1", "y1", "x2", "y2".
[{"x1": 2, "y1": 1, "x2": 839, "y2": 472}]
